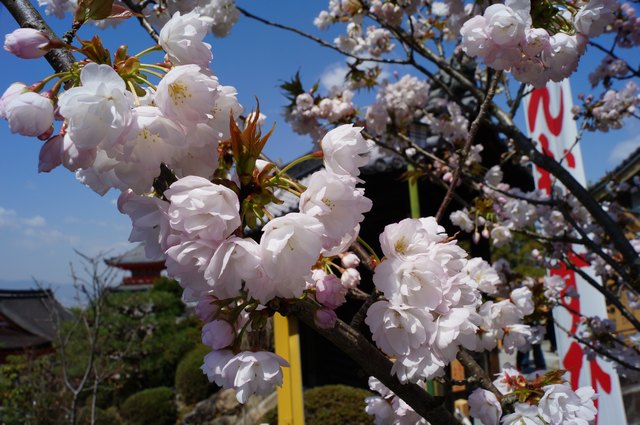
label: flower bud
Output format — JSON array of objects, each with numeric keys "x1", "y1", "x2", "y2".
[
  {"x1": 4, "y1": 28, "x2": 52, "y2": 59},
  {"x1": 314, "y1": 308, "x2": 337, "y2": 329},
  {"x1": 38, "y1": 135, "x2": 63, "y2": 173},
  {"x1": 340, "y1": 252, "x2": 360, "y2": 268},
  {"x1": 4, "y1": 90, "x2": 54, "y2": 137}
]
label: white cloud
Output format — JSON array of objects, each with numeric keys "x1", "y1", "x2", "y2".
[
  {"x1": 319, "y1": 62, "x2": 391, "y2": 92},
  {"x1": 22, "y1": 215, "x2": 46, "y2": 227},
  {"x1": 320, "y1": 63, "x2": 350, "y2": 91},
  {"x1": 608, "y1": 135, "x2": 640, "y2": 165},
  {"x1": 20, "y1": 227, "x2": 79, "y2": 246},
  {"x1": 0, "y1": 207, "x2": 17, "y2": 227}
]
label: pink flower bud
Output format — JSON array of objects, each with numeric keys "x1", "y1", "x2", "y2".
[
  {"x1": 4, "y1": 28, "x2": 52, "y2": 59},
  {"x1": 0, "y1": 82, "x2": 26, "y2": 119},
  {"x1": 314, "y1": 308, "x2": 337, "y2": 329},
  {"x1": 38, "y1": 135, "x2": 63, "y2": 173},
  {"x1": 4, "y1": 90, "x2": 54, "y2": 137},
  {"x1": 315, "y1": 275, "x2": 347, "y2": 309},
  {"x1": 202, "y1": 320, "x2": 235, "y2": 350},
  {"x1": 196, "y1": 295, "x2": 220, "y2": 322}
]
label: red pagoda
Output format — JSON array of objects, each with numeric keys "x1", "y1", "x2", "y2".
[{"x1": 105, "y1": 244, "x2": 166, "y2": 289}]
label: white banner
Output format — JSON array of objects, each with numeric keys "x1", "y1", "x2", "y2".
[{"x1": 523, "y1": 80, "x2": 627, "y2": 425}]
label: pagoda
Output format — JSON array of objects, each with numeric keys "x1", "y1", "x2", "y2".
[{"x1": 104, "y1": 244, "x2": 166, "y2": 289}]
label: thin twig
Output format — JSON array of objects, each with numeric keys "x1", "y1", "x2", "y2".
[
  {"x1": 435, "y1": 71, "x2": 502, "y2": 221},
  {"x1": 237, "y1": 6, "x2": 410, "y2": 66},
  {"x1": 121, "y1": 0, "x2": 160, "y2": 43}
]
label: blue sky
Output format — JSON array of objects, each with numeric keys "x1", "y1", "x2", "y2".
[{"x1": 0, "y1": 1, "x2": 638, "y2": 303}]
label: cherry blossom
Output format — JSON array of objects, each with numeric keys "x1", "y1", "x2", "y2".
[
  {"x1": 4, "y1": 28, "x2": 52, "y2": 59},
  {"x1": 159, "y1": 11, "x2": 214, "y2": 67}
]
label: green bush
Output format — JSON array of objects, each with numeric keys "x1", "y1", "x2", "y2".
[
  {"x1": 151, "y1": 277, "x2": 183, "y2": 297},
  {"x1": 120, "y1": 387, "x2": 176, "y2": 425},
  {"x1": 78, "y1": 406, "x2": 122, "y2": 425},
  {"x1": 175, "y1": 345, "x2": 217, "y2": 405},
  {"x1": 262, "y1": 385, "x2": 375, "y2": 425}
]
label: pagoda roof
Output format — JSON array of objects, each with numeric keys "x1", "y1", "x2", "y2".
[
  {"x1": 591, "y1": 145, "x2": 640, "y2": 200},
  {"x1": 105, "y1": 243, "x2": 165, "y2": 267},
  {"x1": 0, "y1": 289, "x2": 73, "y2": 350}
]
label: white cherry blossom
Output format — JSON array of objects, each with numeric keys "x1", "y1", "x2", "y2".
[
  {"x1": 221, "y1": 351, "x2": 289, "y2": 403},
  {"x1": 58, "y1": 63, "x2": 132, "y2": 150},
  {"x1": 155, "y1": 64, "x2": 220, "y2": 127},
  {"x1": 159, "y1": 11, "x2": 214, "y2": 67}
]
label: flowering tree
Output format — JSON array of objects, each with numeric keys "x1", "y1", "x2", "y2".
[{"x1": 1, "y1": 0, "x2": 639, "y2": 424}]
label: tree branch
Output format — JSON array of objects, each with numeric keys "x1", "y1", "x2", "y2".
[
  {"x1": 1, "y1": 0, "x2": 76, "y2": 73},
  {"x1": 121, "y1": 0, "x2": 159, "y2": 43},
  {"x1": 283, "y1": 299, "x2": 462, "y2": 425},
  {"x1": 492, "y1": 108, "x2": 640, "y2": 291},
  {"x1": 435, "y1": 71, "x2": 502, "y2": 221},
  {"x1": 237, "y1": 6, "x2": 410, "y2": 66}
]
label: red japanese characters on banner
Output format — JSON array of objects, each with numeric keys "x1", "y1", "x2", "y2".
[{"x1": 523, "y1": 80, "x2": 627, "y2": 425}]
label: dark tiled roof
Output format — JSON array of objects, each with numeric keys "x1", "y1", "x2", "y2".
[
  {"x1": 590, "y1": 145, "x2": 640, "y2": 198},
  {"x1": 0, "y1": 289, "x2": 72, "y2": 350}
]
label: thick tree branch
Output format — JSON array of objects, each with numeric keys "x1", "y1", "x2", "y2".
[
  {"x1": 283, "y1": 299, "x2": 462, "y2": 425},
  {"x1": 457, "y1": 349, "x2": 502, "y2": 397},
  {"x1": 493, "y1": 109, "x2": 640, "y2": 290},
  {"x1": 1, "y1": 0, "x2": 76, "y2": 73}
]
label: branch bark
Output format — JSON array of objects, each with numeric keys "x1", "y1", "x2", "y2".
[
  {"x1": 283, "y1": 299, "x2": 462, "y2": 425},
  {"x1": 493, "y1": 108, "x2": 640, "y2": 290},
  {"x1": 1, "y1": 0, "x2": 75, "y2": 73}
]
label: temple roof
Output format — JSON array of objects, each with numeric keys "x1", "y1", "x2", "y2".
[
  {"x1": 105, "y1": 243, "x2": 165, "y2": 267},
  {"x1": 591, "y1": 145, "x2": 640, "y2": 200},
  {"x1": 0, "y1": 289, "x2": 73, "y2": 350}
]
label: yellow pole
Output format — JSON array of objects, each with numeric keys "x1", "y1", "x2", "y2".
[
  {"x1": 274, "y1": 313, "x2": 305, "y2": 425},
  {"x1": 407, "y1": 164, "x2": 444, "y2": 396}
]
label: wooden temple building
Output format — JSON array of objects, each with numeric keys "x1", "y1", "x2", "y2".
[
  {"x1": 0, "y1": 289, "x2": 72, "y2": 363},
  {"x1": 104, "y1": 244, "x2": 166, "y2": 290}
]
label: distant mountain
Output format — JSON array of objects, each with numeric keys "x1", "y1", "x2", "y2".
[{"x1": 0, "y1": 279, "x2": 81, "y2": 307}]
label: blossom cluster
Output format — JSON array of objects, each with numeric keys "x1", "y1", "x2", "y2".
[
  {"x1": 36, "y1": 0, "x2": 240, "y2": 37},
  {"x1": 468, "y1": 365, "x2": 597, "y2": 425},
  {"x1": 118, "y1": 123, "x2": 372, "y2": 401},
  {"x1": 460, "y1": 0, "x2": 615, "y2": 86},
  {"x1": 577, "y1": 316, "x2": 640, "y2": 378},
  {"x1": 366, "y1": 75, "x2": 430, "y2": 136},
  {"x1": 2, "y1": 12, "x2": 242, "y2": 196},
  {"x1": 284, "y1": 88, "x2": 356, "y2": 140},
  {"x1": 449, "y1": 171, "x2": 593, "y2": 253},
  {"x1": 574, "y1": 81, "x2": 640, "y2": 132},
  {"x1": 610, "y1": 2, "x2": 640, "y2": 48},
  {"x1": 365, "y1": 217, "x2": 501, "y2": 383}
]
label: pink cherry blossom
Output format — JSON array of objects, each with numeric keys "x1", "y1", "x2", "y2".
[{"x1": 164, "y1": 176, "x2": 241, "y2": 242}]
